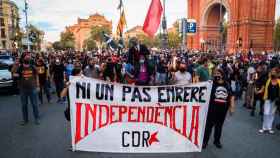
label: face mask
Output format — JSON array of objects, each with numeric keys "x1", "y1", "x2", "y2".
[
  {"x1": 271, "y1": 74, "x2": 277, "y2": 79},
  {"x1": 140, "y1": 59, "x2": 145, "y2": 64},
  {"x1": 179, "y1": 67, "x2": 186, "y2": 72},
  {"x1": 23, "y1": 59, "x2": 30, "y2": 65},
  {"x1": 214, "y1": 76, "x2": 222, "y2": 81}
]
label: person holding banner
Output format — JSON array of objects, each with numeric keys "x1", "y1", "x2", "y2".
[
  {"x1": 203, "y1": 68, "x2": 235, "y2": 149},
  {"x1": 61, "y1": 67, "x2": 83, "y2": 121}
]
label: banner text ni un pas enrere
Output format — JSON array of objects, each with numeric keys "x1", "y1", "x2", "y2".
[{"x1": 69, "y1": 77, "x2": 212, "y2": 153}]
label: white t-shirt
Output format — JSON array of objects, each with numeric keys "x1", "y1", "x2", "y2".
[{"x1": 174, "y1": 71, "x2": 192, "y2": 84}]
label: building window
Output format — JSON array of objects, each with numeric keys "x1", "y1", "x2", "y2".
[
  {"x1": 0, "y1": 18, "x2": 4, "y2": 27},
  {"x1": 1, "y1": 28, "x2": 6, "y2": 38},
  {"x1": 2, "y1": 40, "x2": 6, "y2": 49}
]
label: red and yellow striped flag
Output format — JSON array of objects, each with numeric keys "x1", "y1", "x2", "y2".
[{"x1": 116, "y1": 10, "x2": 127, "y2": 37}]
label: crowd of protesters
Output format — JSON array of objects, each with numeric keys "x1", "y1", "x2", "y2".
[{"x1": 9, "y1": 38, "x2": 280, "y2": 149}]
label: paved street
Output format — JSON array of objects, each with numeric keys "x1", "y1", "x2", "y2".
[{"x1": 0, "y1": 93, "x2": 280, "y2": 158}]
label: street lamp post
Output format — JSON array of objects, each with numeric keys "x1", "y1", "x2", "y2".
[
  {"x1": 161, "y1": 0, "x2": 168, "y2": 49},
  {"x1": 219, "y1": 0, "x2": 223, "y2": 54},
  {"x1": 24, "y1": 0, "x2": 30, "y2": 51}
]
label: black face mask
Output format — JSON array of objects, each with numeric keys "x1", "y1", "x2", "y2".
[
  {"x1": 89, "y1": 64, "x2": 94, "y2": 68},
  {"x1": 214, "y1": 76, "x2": 222, "y2": 81},
  {"x1": 179, "y1": 68, "x2": 186, "y2": 73},
  {"x1": 271, "y1": 75, "x2": 277, "y2": 79},
  {"x1": 23, "y1": 59, "x2": 30, "y2": 65}
]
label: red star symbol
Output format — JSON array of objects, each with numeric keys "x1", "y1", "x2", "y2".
[{"x1": 149, "y1": 131, "x2": 159, "y2": 145}]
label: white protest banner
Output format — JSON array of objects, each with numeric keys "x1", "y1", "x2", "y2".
[{"x1": 69, "y1": 77, "x2": 212, "y2": 153}]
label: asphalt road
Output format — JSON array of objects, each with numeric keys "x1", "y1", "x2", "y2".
[{"x1": 0, "y1": 93, "x2": 280, "y2": 158}]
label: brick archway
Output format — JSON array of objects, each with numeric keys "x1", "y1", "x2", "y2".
[{"x1": 187, "y1": 0, "x2": 276, "y2": 54}]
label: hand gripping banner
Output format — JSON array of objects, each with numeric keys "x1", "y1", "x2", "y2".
[{"x1": 69, "y1": 77, "x2": 212, "y2": 153}]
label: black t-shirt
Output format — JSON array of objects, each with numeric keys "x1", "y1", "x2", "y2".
[
  {"x1": 210, "y1": 82, "x2": 233, "y2": 108},
  {"x1": 268, "y1": 83, "x2": 279, "y2": 101},
  {"x1": 17, "y1": 65, "x2": 37, "y2": 92},
  {"x1": 52, "y1": 64, "x2": 65, "y2": 82},
  {"x1": 255, "y1": 73, "x2": 267, "y2": 97},
  {"x1": 157, "y1": 61, "x2": 167, "y2": 73}
]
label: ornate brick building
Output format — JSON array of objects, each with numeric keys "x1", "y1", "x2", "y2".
[
  {"x1": 0, "y1": 0, "x2": 20, "y2": 49},
  {"x1": 124, "y1": 26, "x2": 146, "y2": 39},
  {"x1": 66, "y1": 13, "x2": 112, "y2": 51},
  {"x1": 187, "y1": 0, "x2": 276, "y2": 53}
]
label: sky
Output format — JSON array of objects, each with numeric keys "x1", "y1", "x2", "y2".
[{"x1": 10, "y1": 0, "x2": 280, "y2": 42}]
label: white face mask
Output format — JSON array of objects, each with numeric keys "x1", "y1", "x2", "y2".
[{"x1": 139, "y1": 59, "x2": 145, "y2": 64}]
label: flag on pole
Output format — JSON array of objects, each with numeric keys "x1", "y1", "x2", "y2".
[
  {"x1": 117, "y1": 0, "x2": 123, "y2": 10},
  {"x1": 143, "y1": 0, "x2": 163, "y2": 37},
  {"x1": 116, "y1": 10, "x2": 127, "y2": 37}
]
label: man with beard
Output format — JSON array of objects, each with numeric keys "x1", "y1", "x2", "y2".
[
  {"x1": 15, "y1": 53, "x2": 40, "y2": 125},
  {"x1": 83, "y1": 57, "x2": 100, "y2": 79}
]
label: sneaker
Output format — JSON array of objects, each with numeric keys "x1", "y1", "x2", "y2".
[
  {"x1": 268, "y1": 130, "x2": 275, "y2": 134},
  {"x1": 20, "y1": 121, "x2": 28, "y2": 126},
  {"x1": 259, "y1": 129, "x2": 265, "y2": 133},
  {"x1": 35, "y1": 119, "x2": 40, "y2": 125}
]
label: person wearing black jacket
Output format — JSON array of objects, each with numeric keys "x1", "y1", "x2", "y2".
[
  {"x1": 51, "y1": 58, "x2": 65, "y2": 103},
  {"x1": 203, "y1": 68, "x2": 235, "y2": 149}
]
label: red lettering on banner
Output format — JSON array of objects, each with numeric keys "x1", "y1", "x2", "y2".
[
  {"x1": 109, "y1": 105, "x2": 119, "y2": 124},
  {"x1": 154, "y1": 107, "x2": 164, "y2": 125},
  {"x1": 99, "y1": 105, "x2": 109, "y2": 128},
  {"x1": 118, "y1": 106, "x2": 127, "y2": 122},
  {"x1": 137, "y1": 106, "x2": 146, "y2": 122},
  {"x1": 85, "y1": 104, "x2": 97, "y2": 136},
  {"x1": 146, "y1": 107, "x2": 154, "y2": 123},
  {"x1": 164, "y1": 106, "x2": 173, "y2": 127},
  {"x1": 74, "y1": 102, "x2": 202, "y2": 147},
  {"x1": 182, "y1": 105, "x2": 188, "y2": 137},
  {"x1": 128, "y1": 107, "x2": 138, "y2": 122},
  {"x1": 75, "y1": 102, "x2": 82, "y2": 144},
  {"x1": 172, "y1": 106, "x2": 181, "y2": 133},
  {"x1": 189, "y1": 106, "x2": 200, "y2": 146}
]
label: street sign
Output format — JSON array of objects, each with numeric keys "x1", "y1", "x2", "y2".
[{"x1": 186, "y1": 19, "x2": 196, "y2": 35}]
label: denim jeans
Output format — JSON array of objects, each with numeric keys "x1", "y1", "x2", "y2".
[
  {"x1": 38, "y1": 82, "x2": 51, "y2": 104},
  {"x1": 262, "y1": 100, "x2": 277, "y2": 130},
  {"x1": 20, "y1": 89, "x2": 40, "y2": 122},
  {"x1": 156, "y1": 72, "x2": 167, "y2": 85}
]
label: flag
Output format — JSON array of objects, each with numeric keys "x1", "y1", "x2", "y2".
[
  {"x1": 116, "y1": 10, "x2": 127, "y2": 37},
  {"x1": 143, "y1": 0, "x2": 163, "y2": 37},
  {"x1": 117, "y1": 0, "x2": 123, "y2": 10},
  {"x1": 103, "y1": 33, "x2": 118, "y2": 51}
]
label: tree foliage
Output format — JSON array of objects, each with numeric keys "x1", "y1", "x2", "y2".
[
  {"x1": 52, "y1": 41, "x2": 63, "y2": 50},
  {"x1": 89, "y1": 25, "x2": 111, "y2": 44},
  {"x1": 60, "y1": 31, "x2": 75, "y2": 50},
  {"x1": 168, "y1": 32, "x2": 181, "y2": 48},
  {"x1": 273, "y1": 18, "x2": 280, "y2": 51},
  {"x1": 83, "y1": 38, "x2": 97, "y2": 51},
  {"x1": 82, "y1": 25, "x2": 112, "y2": 50}
]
